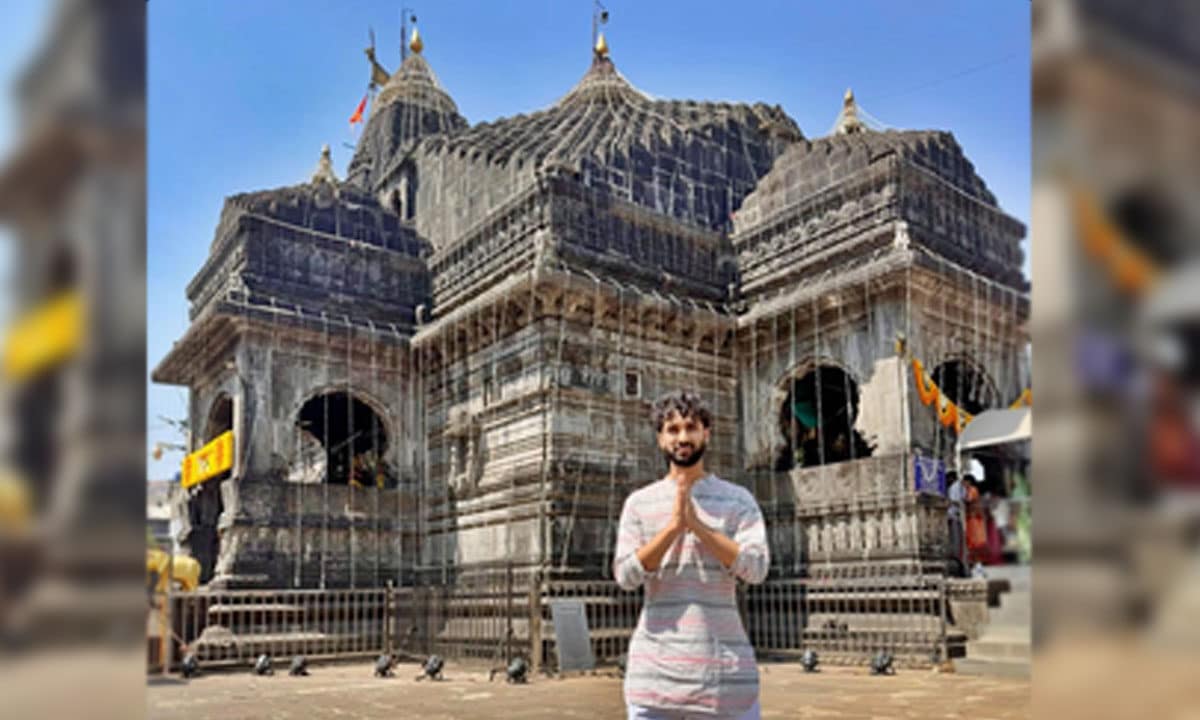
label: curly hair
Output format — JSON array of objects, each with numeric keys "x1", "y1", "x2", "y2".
[{"x1": 650, "y1": 390, "x2": 713, "y2": 433}]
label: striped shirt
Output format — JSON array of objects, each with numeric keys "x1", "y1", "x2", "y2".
[{"x1": 613, "y1": 473, "x2": 769, "y2": 718}]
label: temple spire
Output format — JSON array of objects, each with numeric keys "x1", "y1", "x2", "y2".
[
  {"x1": 311, "y1": 144, "x2": 339, "y2": 185},
  {"x1": 835, "y1": 87, "x2": 865, "y2": 135}
]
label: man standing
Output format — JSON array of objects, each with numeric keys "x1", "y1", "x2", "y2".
[
  {"x1": 614, "y1": 390, "x2": 769, "y2": 719},
  {"x1": 946, "y1": 470, "x2": 966, "y2": 576}
]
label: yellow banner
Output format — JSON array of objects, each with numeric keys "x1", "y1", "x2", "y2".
[
  {"x1": 181, "y1": 430, "x2": 234, "y2": 489},
  {"x1": 2, "y1": 291, "x2": 83, "y2": 381}
]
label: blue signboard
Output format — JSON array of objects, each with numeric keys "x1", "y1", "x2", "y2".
[{"x1": 913, "y1": 453, "x2": 946, "y2": 496}]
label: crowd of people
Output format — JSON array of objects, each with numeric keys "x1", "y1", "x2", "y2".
[{"x1": 946, "y1": 467, "x2": 1031, "y2": 576}]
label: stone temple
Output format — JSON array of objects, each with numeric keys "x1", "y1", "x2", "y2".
[{"x1": 153, "y1": 25, "x2": 1029, "y2": 662}]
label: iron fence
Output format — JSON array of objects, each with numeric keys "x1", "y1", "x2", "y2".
[
  {"x1": 395, "y1": 564, "x2": 523, "y2": 664},
  {"x1": 540, "y1": 579, "x2": 643, "y2": 670},
  {"x1": 150, "y1": 566, "x2": 953, "y2": 674},
  {"x1": 154, "y1": 588, "x2": 388, "y2": 672},
  {"x1": 744, "y1": 568, "x2": 954, "y2": 667}
]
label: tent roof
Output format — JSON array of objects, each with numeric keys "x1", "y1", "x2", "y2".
[
  {"x1": 1143, "y1": 261, "x2": 1200, "y2": 326},
  {"x1": 958, "y1": 407, "x2": 1031, "y2": 452}
]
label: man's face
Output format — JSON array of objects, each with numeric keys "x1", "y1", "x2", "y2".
[{"x1": 657, "y1": 410, "x2": 711, "y2": 468}]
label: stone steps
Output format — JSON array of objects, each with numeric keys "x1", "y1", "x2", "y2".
[
  {"x1": 954, "y1": 656, "x2": 1031, "y2": 679},
  {"x1": 959, "y1": 564, "x2": 1031, "y2": 677},
  {"x1": 980, "y1": 564, "x2": 1031, "y2": 591},
  {"x1": 968, "y1": 629, "x2": 1032, "y2": 660},
  {"x1": 986, "y1": 592, "x2": 1031, "y2": 626}
]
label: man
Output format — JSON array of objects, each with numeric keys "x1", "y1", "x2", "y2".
[
  {"x1": 614, "y1": 390, "x2": 769, "y2": 719},
  {"x1": 945, "y1": 470, "x2": 965, "y2": 576},
  {"x1": 960, "y1": 474, "x2": 987, "y2": 570}
]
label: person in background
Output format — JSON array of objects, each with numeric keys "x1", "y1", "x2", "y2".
[
  {"x1": 1010, "y1": 472, "x2": 1032, "y2": 564},
  {"x1": 963, "y1": 474, "x2": 988, "y2": 568},
  {"x1": 945, "y1": 470, "x2": 966, "y2": 576},
  {"x1": 990, "y1": 489, "x2": 1013, "y2": 563}
]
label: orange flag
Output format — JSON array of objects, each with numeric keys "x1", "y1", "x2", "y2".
[{"x1": 349, "y1": 94, "x2": 368, "y2": 126}]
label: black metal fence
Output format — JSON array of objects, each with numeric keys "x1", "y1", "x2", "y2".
[
  {"x1": 396, "y1": 565, "x2": 523, "y2": 664},
  {"x1": 743, "y1": 569, "x2": 955, "y2": 667},
  {"x1": 150, "y1": 568, "x2": 951, "y2": 673},
  {"x1": 540, "y1": 578, "x2": 643, "y2": 669},
  {"x1": 153, "y1": 588, "x2": 387, "y2": 671}
]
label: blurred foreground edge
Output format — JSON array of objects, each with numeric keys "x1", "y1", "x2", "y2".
[
  {"x1": 1032, "y1": 0, "x2": 1200, "y2": 716},
  {"x1": 0, "y1": 5, "x2": 148, "y2": 716}
]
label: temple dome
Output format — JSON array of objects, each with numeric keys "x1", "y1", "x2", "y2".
[
  {"x1": 346, "y1": 33, "x2": 468, "y2": 191},
  {"x1": 411, "y1": 50, "x2": 803, "y2": 233},
  {"x1": 373, "y1": 51, "x2": 460, "y2": 119}
]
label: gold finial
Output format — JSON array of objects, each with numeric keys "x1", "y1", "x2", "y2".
[
  {"x1": 844, "y1": 87, "x2": 855, "y2": 107},
  {"x1": 410, "y1": 26, "x2": 424, "y2": 55},
  {"x1": 595, "y1": 31, "x2": 609, "y2": 58}
]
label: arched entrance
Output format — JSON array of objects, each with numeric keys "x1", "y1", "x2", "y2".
[
  {"x1": 930, "y1": 359, "x2": 998, "y2": 417},
  {"x1": 189, "y1": 394, "x2": 234, "y2": 583},
  {"x1": 776, "y1": 364, "x2": 873, "y2": 471},
  {"x1": 931, "y1": 358, "x2": 1004, "y2": 494},
  {"x1": 295, "y1": 391, "x2": 393, "y2": 487}
]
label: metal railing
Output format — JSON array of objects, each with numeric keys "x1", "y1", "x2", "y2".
[
  {"x1": 743, "y1": 568, "x2": 953, "y2": 667},
  {"x1": 396, "y1": 565, "x2": 522, "y2": 663},
  {"x1": 151, "y1": 566, "x2": 953, "y2": 673},
  {"x1": 540, "y1": 579, "x2": 643, "y2": 669},
  {"x1": 155, "y1": 588, "x2": 388, "y2": 671}
]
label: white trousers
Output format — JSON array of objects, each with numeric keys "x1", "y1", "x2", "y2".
[{"x1": 627, "y1": 699, "x2": 761, "y2": 720}]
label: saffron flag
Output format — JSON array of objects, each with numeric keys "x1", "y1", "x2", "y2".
[{"x1": 349, "y1": 94, "x2": 368, "y2": 126}]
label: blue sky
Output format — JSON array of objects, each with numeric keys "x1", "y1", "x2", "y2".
[
  {"x1": 0, "y1": 2, "x2": 53, "y2": 327},
  {"x1": 0, "y1": 2, "x2": 47, "y2": 158},
  {"x1": 146, "y1": 0, "x2": 1030, "y2": 480}
]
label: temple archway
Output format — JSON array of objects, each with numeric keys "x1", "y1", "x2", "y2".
[
  {"x1": 930, "y1": 358, "x2": 998, "y2": 416},
  {"x1": 776, "y1": 364, "x2": 873, "y2": 471},
  {"x1": 204, "y1": 394, "x2": 233, "y2": 442},
  {"x1": 189, "y1": 393, "x2": 234, "y2": 583},
  {"x1": 295, "y1": 391, "x2": 393, "y2": 487},
  {"x1": 931, "y1": 358, "x2": 1004, "y2": 494}
]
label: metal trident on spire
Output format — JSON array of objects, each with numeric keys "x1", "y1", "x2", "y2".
[
  {"x1": 592, "y1": 1, "x2": 609, "y2": 59},
  {"x1": 401, "y1": 8, "x2": 417, "y2": 61}
]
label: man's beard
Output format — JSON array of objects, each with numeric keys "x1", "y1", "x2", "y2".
[{"x1": 663, "y1": 441, "x2": 706, "y2": 468}]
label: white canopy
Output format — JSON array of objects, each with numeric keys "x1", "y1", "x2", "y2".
[
  {"x1": 957, "y1": 407, "x2": 1031, "y2": 453},
  {"x1": 1143, "y1": 260, "x2": 1200, "y2": 326}
]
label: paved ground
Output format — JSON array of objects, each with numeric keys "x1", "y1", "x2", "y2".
[{"x1": 146, "y1": 659, "x2": 1030, "y2": 719}]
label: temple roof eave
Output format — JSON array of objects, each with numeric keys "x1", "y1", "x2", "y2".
[{"x1": 151, "y1": 311, "x2": 238, "y2": 386}]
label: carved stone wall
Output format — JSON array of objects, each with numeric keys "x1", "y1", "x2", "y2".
[{"x1": 413, "y1": 271, "x2": 738, "y2": 577}]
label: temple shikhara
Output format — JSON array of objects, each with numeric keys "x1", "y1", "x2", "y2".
[{"x1": 153, "y1": 20, "x2": 1029, "y2": 668}]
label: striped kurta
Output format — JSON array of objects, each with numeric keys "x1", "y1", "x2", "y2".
[{"x1": 613, "y1": 473, "x2": 769, "y2": 718}]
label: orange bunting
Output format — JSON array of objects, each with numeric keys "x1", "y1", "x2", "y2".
[
  {"x1": 912, "y1": 359, "x2": 939, "y2": 406},
  {"x1": 1072, "y1": 187, "x2": 1159, "y2": 295},
  {"x1": 937, "y1": 395, "x2": 959, "y2": 429},
  {"x1": 1009, "y1": 387, "x2": 1032, "y2": 409},
  {"x1": 912, "y1": 357, "x2": 1029, "y2": 435}
]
